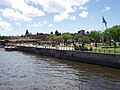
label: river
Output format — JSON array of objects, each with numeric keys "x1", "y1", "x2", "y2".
[{"x1": 0, "y1": 48, "x2": 120, "y2": 90}]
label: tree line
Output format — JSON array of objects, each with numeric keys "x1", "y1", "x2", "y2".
[
  {"x1": 49, "y1": 25, "x2": 120, "y2": 48},
  {"x1": 0, "y1": 35, "x2": 11, "y2": 40},
  {"x1": 1, "y1": 25, "x2": 120, "y2": 49}
]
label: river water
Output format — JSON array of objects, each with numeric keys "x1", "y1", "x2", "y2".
[{"x1": 0, "y1": 48, "x2": 120, "y2": 90}]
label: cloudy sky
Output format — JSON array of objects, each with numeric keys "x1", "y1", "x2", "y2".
[{"x1": 0, "y1": 0, "x2": 120, "y2": 35}]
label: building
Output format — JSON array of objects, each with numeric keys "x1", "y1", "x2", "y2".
[
  {"x1": 74, "y1": 30, "x2": 86, "y2": 38},
  {"x1": 24, "y1": 29, "x2": 48, "y2": 41}
]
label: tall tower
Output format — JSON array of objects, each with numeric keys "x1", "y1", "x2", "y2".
[{"x1": 25, "y1": 29, "x2": 29, "y2": 37}]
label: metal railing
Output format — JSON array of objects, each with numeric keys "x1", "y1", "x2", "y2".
[
  {"x1": 17, "y1": 44, "x2": 120, "y2": 54},
  {"x1": 89, "y1": 48, "x2": 120, "y2": 54}
]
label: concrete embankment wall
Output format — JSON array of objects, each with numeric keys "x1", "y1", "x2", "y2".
[{"x1": 17, "y1": 46, "x2": 120, "y2": 68}]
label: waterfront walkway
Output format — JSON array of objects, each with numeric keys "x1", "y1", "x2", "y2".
[{"x1": 16, "y1": 44, "x2": 120, "y2": 54}]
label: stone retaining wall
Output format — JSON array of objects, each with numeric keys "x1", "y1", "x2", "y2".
[{"x1": 17, "y1": 46, "x2": 120, "y2": 68}]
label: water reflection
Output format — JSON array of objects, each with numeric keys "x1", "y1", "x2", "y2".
[{"x1": 0, "y1": 48, "x2": 120, "y2": 90}]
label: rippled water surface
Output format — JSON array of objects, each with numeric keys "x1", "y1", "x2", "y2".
[{"x1": 0, "y1": 48, "x2": 120, "y2": 90}]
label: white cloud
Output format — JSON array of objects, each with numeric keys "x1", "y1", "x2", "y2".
[
  {"x1": 48, "y1": 24, "x2": 54, "y2": 27},
  {"x1": 69, "y1": 15, "x2": 76, "y2": 20},
  {"x1": 79, "y1": 11, "x2": 89, "y2": 18},
  {"x1": 0, "y1": 0, "x2": 89, "y2": 22},
  {"x1": 79, "y1": 6, "x2": 87, "y2": 10},
  {"x1": 27, "y1": 21, "x2": 54, "y2": 28},
  {"x1": 102, "y1": 6, "x2": 111, "y2": 13},
  {"x1": 0, "y1": 0, "x2": 45, "y2": 17},
  {"x1": 1, "y1": 8, "x2": 32, "y2": 22},
  {"x1": 15, "y1": 22, "x2": 21, "y2": 26},
  {"x1": 105, "y1": 6, "x2": 111, "y2": 12},
  {"x1": 0, "y1": 17, "x2": 2, "y2": 21},
  {"x1": 31, "y1": 0, "x2": 89, "y2": 12},
  {"x1": 79, "y1": 6, "x2": 84, "y2": 10},
  {"x1": 43, "y1": 21, "x2": 47, "y2": 24},
  {"x1": 54, "y1": 13, "x2": 75, "y2": 22},
  {"x1": 29, "y1": 0, "x2": 89, "y2": 21},
  {"x1": 0, "y1": 21, "x2": 12, "y2": 31},
  {"x1": 27, "y1": 22, "x2": 43, "y2": 27}
]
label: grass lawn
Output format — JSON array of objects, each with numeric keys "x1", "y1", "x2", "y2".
[
  {"x1": 59, "y1": 43, "x2": 120, "y2": 54},
  {"x1": 84, "y1": 44, "x2": 120, "y2": 54}
]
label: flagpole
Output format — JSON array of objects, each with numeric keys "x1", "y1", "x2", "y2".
[
  {"x1": 102, "y1": 16, "x2": 104, "y2": 32},
  {"x1": 102, "y1": 15, "x2": 103, "y2": 44},
  {"x1": 102, "y1": 15, "x2": 104, "y2": 44}
]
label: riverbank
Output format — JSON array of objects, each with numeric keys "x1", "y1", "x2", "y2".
[{"x1": 16, "y1": 45, "x2": 120, "y2": 68}]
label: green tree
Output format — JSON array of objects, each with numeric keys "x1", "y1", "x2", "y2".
[
  {"x1": 112, "y1": 25, "x2": 120, "y2": 41},
  {"x1": 78, "y1": 36, "x2": 89, "y2": 47},
  {"x1": 89, "y1": 30, "x2": 101, "y2": 47},
  {"x1": 49, "y1": 34, "x2": 56, "y2": 38},
  {"x1": 55, "y1": 30, "x2": 61, "y2": 36},
  {"x1": 103, "y1": 28, "x2": 113, "y2": 46},
  {"x1": 0, "y1": 36, "x2": 11, "y2": 40},
  {"x1": 50, "y1": 32, "x2": 53, "y2": 34},
  {"x1": 62, "y1": 33, "x2": 73, "y2": 45},
  {"x1": 104, "y1": 25, "x2": 120, "y2": 46}
]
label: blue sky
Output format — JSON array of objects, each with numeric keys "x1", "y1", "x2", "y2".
[{"x1": 0, "y1": 0, "x2": 120, "y2": 36}]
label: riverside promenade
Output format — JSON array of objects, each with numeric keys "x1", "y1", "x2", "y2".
[{"x1": 16, "y1": 44, "x2": 120, "y2": 68}]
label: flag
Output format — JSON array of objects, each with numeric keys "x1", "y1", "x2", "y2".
[{"x1": 102, "y1": 16, "x2": 107, "y2": 28}]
